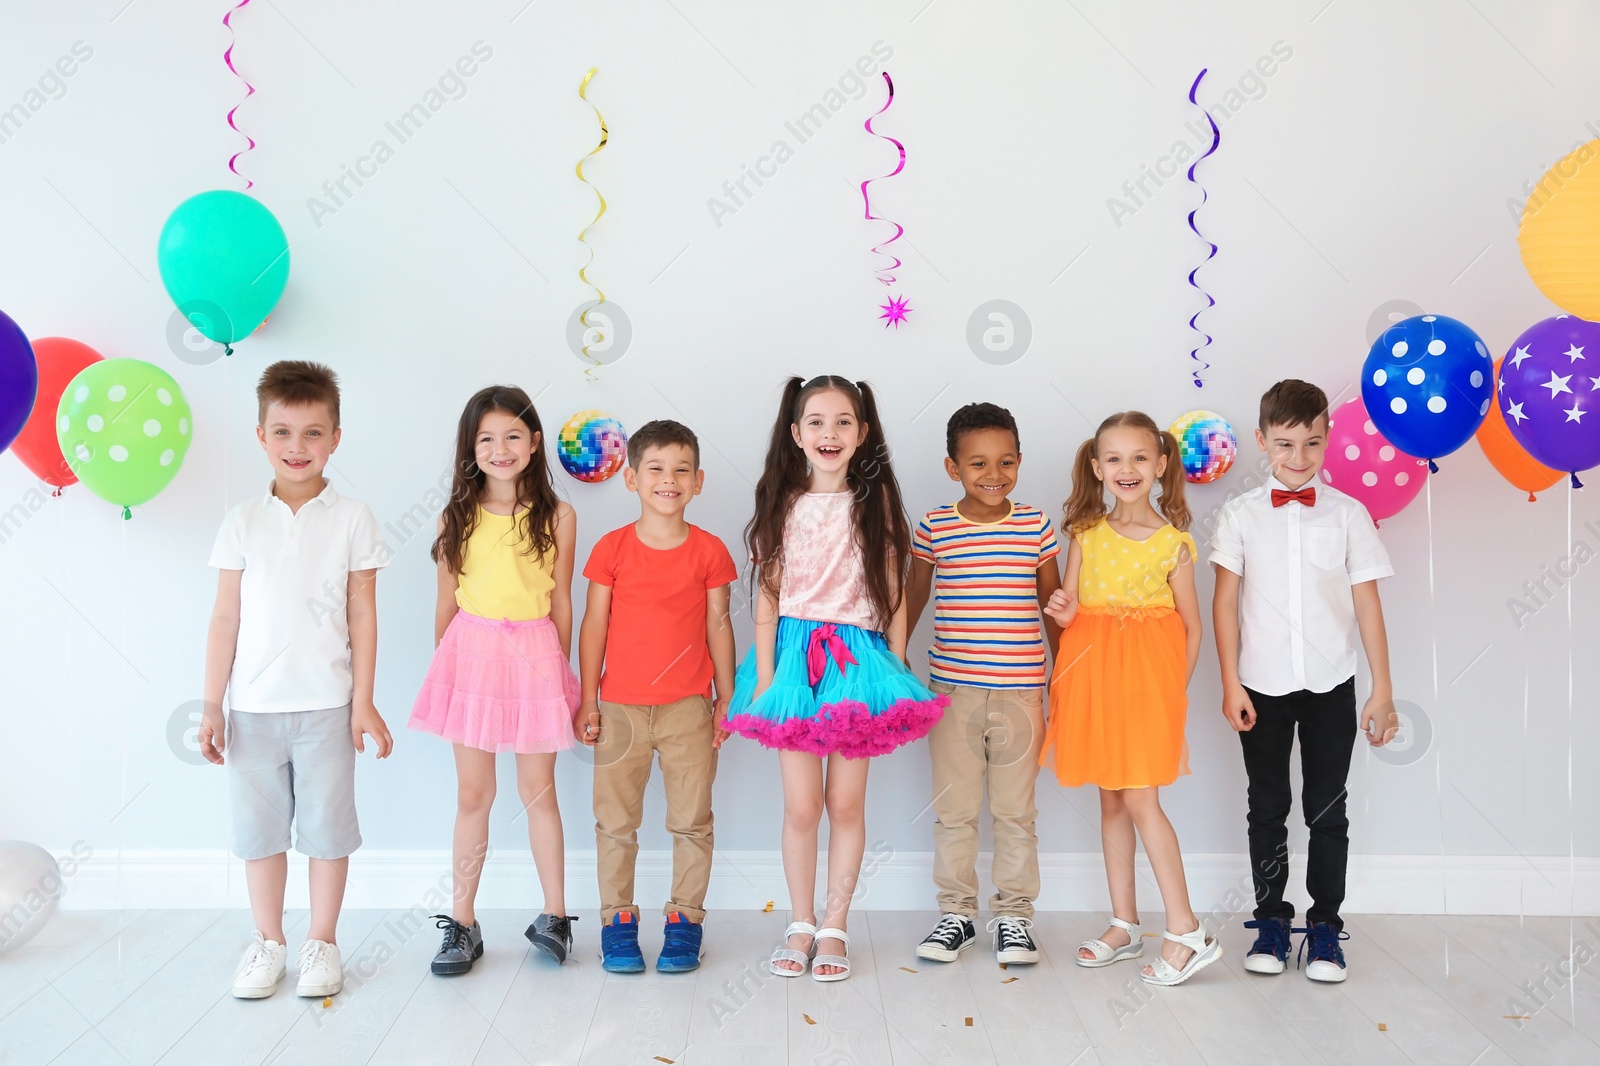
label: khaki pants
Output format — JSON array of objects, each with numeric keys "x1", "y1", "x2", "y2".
[
  {"x1": 927, "y1": 681, "x2": 1044, "y2": 919},
  {"x1": 593, "y1": 695, "x2": 717, "y2": 923}
]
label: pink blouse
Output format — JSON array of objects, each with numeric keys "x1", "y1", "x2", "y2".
[{"x1": 777, "y1": 492, "x2": 877, "y2": 630}]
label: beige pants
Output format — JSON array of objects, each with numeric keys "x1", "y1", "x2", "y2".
[
  {"x1": 927, "y1": 681, "x2": 1044, "y2": 918},
  {"x1": 593, "y1": 695, "x2": 717, "y2": 923}
]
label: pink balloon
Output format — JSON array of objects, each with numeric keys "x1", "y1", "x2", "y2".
[{"x1": 1320, "y1": 396, "x2": 1428, "y2": 522}]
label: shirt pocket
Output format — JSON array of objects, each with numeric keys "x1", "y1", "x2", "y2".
[{"x1": 1305, "y1": 526, "x2": 1346, "y2": 571}]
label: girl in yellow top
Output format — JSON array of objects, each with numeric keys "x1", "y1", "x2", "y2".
[
  {"x1": 1041, "y1": 411, "x2": 1220, "y2": 987},
  {"x1": 410, "y1": 386, "x2": 581, "y2": 971}
]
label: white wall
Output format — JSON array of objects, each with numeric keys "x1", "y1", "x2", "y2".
[{"x1": 3, "y1": 0, "x2": 1599, "y2": 914}]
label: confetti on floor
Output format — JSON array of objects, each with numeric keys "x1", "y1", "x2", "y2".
[
  {"x1": 653, "y1": 1058, "x2": 674, "y2": 1064},
  {"x1": 322, "y1": 998, "x2": 332, "y2": 1008},
  {"x1": 999, "y1": 963, "x2": 1008, "y2": 970},
  {"x1": 1377, "y1": 1023, "x2": 1388, "y2": 1032},
  {"x1": 899, "y1": 966, "x2": 918, "y2": 973},
  {"x1": 964, "y1": 1017, "x2": 974, "y2": 1027},
  {"x1": 802, "y1": 1014, "x2": 816, "y2": 1026},
  {"x1": 1001, "y1": 977, "x2": 1019, "y2": 985},
  {"x1": 1503, "y1": 1015, "x2": 1531, "y2": 1021},
  {"x1": 763, "y1": 900, "x2": 774, "y2": 913}
]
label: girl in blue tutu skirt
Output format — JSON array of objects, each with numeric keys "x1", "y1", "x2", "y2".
[{"x1": 728, "y1": 375, "x2": 948, "y2": 982}]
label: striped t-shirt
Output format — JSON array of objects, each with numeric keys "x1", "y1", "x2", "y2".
[{"x1": 911, "y1": 501, "x2": 1060, "y2": 689}]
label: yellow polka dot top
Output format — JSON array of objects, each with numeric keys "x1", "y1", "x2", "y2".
[{"x1": 1075, "y1": 519, "x2": 1196, "y2": 611}]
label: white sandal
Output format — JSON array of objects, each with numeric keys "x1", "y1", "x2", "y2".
[
  {"x1": 1139, "y1": 925, "x2": 1223, "y2": 986},
  {"x1": 1077, "y1": 916, "x2": 1143, "y2": 968},
  {"x1": 811, "y1": 927, "x2": 851, "y2": 983},
  {"x1": 769, "y1": 921, "x2": 817, "y2": 977}
]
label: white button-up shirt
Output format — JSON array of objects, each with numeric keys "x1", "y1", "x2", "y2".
[
  {"x1": 210, "y1": 481, "x2": 389, "y2": 712},
  {"x1": 1208, "y1": 477, "x2": 1393, "y2": 697}
]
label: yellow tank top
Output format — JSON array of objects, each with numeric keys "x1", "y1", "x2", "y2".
[
  {"x1": 1075, "y1": 519, "x2": 1196, "y2": 611},
  {"x1": 456, "y1": 507, "x2": 556, "y2": 621}
]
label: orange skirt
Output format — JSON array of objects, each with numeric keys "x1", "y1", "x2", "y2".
[{"x1": 1041, "y1": 606, "x2": 1190, "y2": 789}]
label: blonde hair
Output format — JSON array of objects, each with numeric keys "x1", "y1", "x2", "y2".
[{"x1": 1062, "y1": 411, "x2": 1191, "y2": 536}]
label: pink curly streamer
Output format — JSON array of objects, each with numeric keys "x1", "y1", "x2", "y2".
[
  {"x1": 223, "y1": 0, "x2": 257, "y2": 190},
  {"x1": 1186, "y1": 68, "x2": 1220, "y2": 388},
  {"x1": 860, "y1": 71, "x2": 905, "y2": 288}
]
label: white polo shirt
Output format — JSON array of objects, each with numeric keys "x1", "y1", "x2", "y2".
[
  {"x1": 1208, "y1": 477, "x2": 1393, "y2": 697},
  {"x1": 210, "y1": 481, "x2": 390, "y2": 713}
]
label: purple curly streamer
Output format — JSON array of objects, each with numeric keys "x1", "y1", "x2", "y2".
[
  {"x1": 223, "y1": 0, "x2": 257, "y2": 190},
  {"x1": 1186, "y1": 68, "x2": 1219, "y2": 389},
  {"x1": 860, "y1": 72, "x2": 906, "y2": 289}
]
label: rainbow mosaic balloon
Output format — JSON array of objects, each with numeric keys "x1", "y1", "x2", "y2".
[
  {"x1": 1169, "y1": 409, "x2": 1237, "y2": 484},
  {"x1": 557, "y1": 410, "x2": 627, "y2": 483}
]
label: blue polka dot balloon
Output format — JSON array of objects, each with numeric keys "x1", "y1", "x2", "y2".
[{"x1": 1360, "y1": 314, "x2": 1492, "y2": 467}]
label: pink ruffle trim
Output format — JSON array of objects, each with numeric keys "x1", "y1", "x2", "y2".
[
  {"x1": 409, "y1": 687, "x2": 578, "y2": 754},
  {"x1": 725, "y1": 694, "x2": 948, "y2": 760}
]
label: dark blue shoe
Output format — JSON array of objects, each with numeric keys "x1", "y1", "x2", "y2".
[
  {"x1": 656, "y1": 912, "x2": 703, "y2": 973},
  {"x1": 1242, "y1": 917, "x2": 1291, "y2": 975},
  {"x1": 600, "y1": 912, "x2": 645, "y2": 973},
  {"x1": 1294, "y1": 921, "x2": 1350, "y2": 983}
]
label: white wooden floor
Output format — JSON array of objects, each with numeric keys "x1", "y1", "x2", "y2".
[{"x1": 3, "y1": 909, "x2": 1599, "y2": 1065}]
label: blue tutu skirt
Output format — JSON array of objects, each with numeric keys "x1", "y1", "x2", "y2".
[{"x1": 726, "y1": 616, "x2": 948, "y2": 759}]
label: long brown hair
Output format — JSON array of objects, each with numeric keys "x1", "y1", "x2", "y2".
[
  {"x1": 431, "y1": 385, "x2": 561, "y2": 575},
  {"x1": 1062, "y1": 411, "x2": 1191, "y2": 536},
  {"x1": 744, "y1": 375, "x2": 912, "y2": 630}
]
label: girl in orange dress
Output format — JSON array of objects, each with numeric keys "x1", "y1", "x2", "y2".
[{"x1": 1040, "y1": 411, "x2": 1221, "y2": 986}]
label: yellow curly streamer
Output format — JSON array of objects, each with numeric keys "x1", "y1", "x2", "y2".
[{"x1": 576, "y1": 67, "x2": 608, "y2": 378}]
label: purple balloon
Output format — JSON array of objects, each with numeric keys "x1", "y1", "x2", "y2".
[
  {"x1": 0, "y1": 309, "x2": 38, "y2": 456},
  {"x1": 1500, "y1": 315, "x2": 1600, "y2": 476}
]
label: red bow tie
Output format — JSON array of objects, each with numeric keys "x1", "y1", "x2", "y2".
[{"x1": 1271, "y1": 487, "x2": 1316, "y2": 508}]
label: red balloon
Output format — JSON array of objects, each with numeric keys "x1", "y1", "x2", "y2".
[{"x1": 11, "y1": 337, "x2": 103, "y2": 490}]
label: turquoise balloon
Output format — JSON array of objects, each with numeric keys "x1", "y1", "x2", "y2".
[
  {"x1": 157, "y1": 191, "x2": 289, "y2": 347},
  {"x1": 56, "y1": 358, "x2": 193, "y2": 516}
]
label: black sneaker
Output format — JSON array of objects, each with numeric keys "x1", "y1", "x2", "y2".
[
  {"x1": 526, "y1": 913, "x2": 578, "y2": 964},
  {"x1": 916, "y1": 913, "x2": 976, "y2": 962},
  {"x1": 988, "y1": 915, "x2": 1039, "y2": 965},
  {"x1": 429, "y1": 915, "x2": 483, "y2": 976}
]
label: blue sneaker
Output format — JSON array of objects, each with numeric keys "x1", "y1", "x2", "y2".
[
  {"x1": 1242, "y1": 917, "x2": 1291, "y2": 975},
  {"x1": 600, "y1": 912, "x2": 645, "y2": 973},
  {"x1": 656, "y1": 912, "x2": 703, "y2": 973},
  {"x1": 1294, "y1": 922, "x2": 1350, "y2": 983}
]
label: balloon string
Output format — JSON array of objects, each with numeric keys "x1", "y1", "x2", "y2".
[
  {"x1": 576, "y1": 67, "x2": 608, "y2": 381},
  {"x1": 860, "y1": 72, "x2": 906, "y2": 292},
  {"x1": 223, "y1": 0, "x2": 257, "y2": 191},
  {"x1": 1568, "y1": 479, "x2": 1576, "y2": 1020},
  {"x1": 1426, "y1": 474, "x2": 1447, "y2": 971},
  {"x1": 1185, "y1": 68, "x2": 1219, "y2": 390}
]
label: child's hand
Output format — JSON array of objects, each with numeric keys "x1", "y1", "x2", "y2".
[
  {"x1": 712, "y1": 697, "x2": 731, "y2": 749},
  {"x1": 578, "y1": 701, "x2": 602, "y2": 746},
  {"x1": 1361, "y1": 695, "x2": 1399, "y2": 747},
  {"x1": 198, "y1": 703, "x2": 226, "y2": 765},
  {"x1": 1044, "y1": 588, "x2": 1078, "y2": 628},
  {"x1": 352, "y1": 702, "x2": 393, "y2": 758},
  {"x1": 1221, "y1": 684, "x2": 1256, "y2": 732}
]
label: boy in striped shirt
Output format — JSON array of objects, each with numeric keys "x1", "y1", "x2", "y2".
[{"x1": 907, "y1": 403, "x2": 1062, "y2": 965}]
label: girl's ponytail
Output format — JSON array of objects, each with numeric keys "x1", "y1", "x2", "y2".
[
  {"x1": 1155, "y1": 429, "x2": 1192, "y2": 532},
  {"x1": 744, "y1": 376, "x2": 811, "y2": 601},
  {"x1": 1061, "y1": 437, "x2": 1106, "y2": 536},
  {"x1": 849, "y1": 379, "x2": 912, "y2": 628}
]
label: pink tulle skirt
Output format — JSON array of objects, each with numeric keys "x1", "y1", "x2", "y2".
[{"x1": 409, "y1": 612, "x2": 579, "y2": 753}]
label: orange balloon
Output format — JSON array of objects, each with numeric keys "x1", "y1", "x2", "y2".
[
  {"x1": 1518, "y1": 139, "x2": 1600, "y2": 320},
  {"x1": 1477, "y1": 357, "x2": 1562, "y2": 501}
]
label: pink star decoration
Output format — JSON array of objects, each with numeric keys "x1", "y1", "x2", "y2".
[{"x1": 879, "y1": 294, "x2": 912, "y2": 329}]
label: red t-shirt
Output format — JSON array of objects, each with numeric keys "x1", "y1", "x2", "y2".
[{"x1": 582, "y1": 523, "x2": 739, "y2": 705}]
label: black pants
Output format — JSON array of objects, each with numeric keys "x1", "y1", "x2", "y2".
[{"x1": 1239, "y1": 678, "x2": 1356, "y2": 930}]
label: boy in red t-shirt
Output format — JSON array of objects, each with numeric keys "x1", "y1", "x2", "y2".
[{"x1": 578, "y1": 420, "x2": 738, "y2": 974}]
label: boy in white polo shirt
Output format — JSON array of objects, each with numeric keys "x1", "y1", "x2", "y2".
[
  {"x1": 1210, "y1": 379, "x2": 1398, "y2": 984},
  {"x1": 199, "y1": 360, "x2": 393, "y2": 1000}
]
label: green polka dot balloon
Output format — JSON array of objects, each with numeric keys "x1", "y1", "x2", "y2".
[{"x1": 55, "y1": 358, "x2": 192, "y2": 517}]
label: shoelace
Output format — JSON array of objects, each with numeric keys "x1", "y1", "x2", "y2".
[
  {"x1": 1292, "y1": 924, "x2": 1350, "y2": 969},
  {"x1": 297, "y1": 940, "x2": 333, "y2": 974},
  {"x1": 432, "y1": 914, "x2": 471, "y2": 954},
  {"x1": 238, "y1": 934, "x2": 279, "y2": 979},
  {"x1": 987, "y1": 916, "x2": 1034, "y2": 950},
  {"x1": 1243, "y1": 918, "x2": 1291, "y2": 959},
  {"x1": 926, "y1": 914, "x2": 969, "y2": 947}
]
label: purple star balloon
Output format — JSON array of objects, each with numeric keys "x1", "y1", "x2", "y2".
[{"x1": 1499, "y1": 315, "x2": 1600, "y2": 480}]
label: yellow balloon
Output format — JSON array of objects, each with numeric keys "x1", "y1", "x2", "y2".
[{"x1": 1519, "y1": 139, "x2": 1600, "y2": 321}]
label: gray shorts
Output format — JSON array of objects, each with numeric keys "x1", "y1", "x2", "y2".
[{"x1": 227, "y1": 705, "x2": 361, "y2": 861}]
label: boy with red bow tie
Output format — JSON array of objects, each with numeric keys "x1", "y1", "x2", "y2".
[{"x1": 1210, "y1": 379, "x2": 1399, "y2": 984}]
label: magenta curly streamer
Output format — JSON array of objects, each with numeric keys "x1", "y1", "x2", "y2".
[
  {"x1": 223, "y1": 0, "x2": 257, "y2": 190},
  {"x1": 860, "y1": 72, "x2": 910, "y2": 328},
  {"x1": 1186, "y1": 68, "x2": 1219, "y2": 388}
]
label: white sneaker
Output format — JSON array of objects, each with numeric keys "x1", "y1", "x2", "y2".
[
  {"x1": 232, "y1": 931, "x2": 287, "y2": 999},
  {"x1": 296, "y1": 939, "x2": 344, "y2": 997}
]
